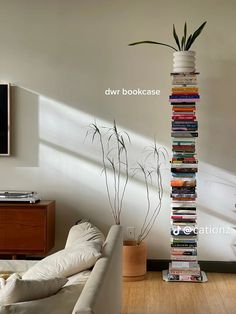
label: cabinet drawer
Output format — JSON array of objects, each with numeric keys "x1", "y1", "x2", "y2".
[
  {"x1": 0, "y1": 208, "x2": 45, "y2": 252},
  {"x1": 0, "y1": 201, "x2": 55, "y2": 256}
]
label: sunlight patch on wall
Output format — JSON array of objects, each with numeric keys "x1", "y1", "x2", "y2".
[{"x1": 38, "y1": 95, "x2": 236, "y2": 260}]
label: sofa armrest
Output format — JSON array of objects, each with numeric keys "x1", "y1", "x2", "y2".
[{"x1": 72, "y1": 225, "x2": 123, "y2": 314}]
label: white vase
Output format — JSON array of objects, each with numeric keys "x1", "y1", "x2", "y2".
[{"x1": 173, "y1": 51, "x2": 196, "y2": 73}]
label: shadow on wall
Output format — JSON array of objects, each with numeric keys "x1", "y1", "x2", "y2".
[
  {"x1": 38, "y1": 94, "x2": 236, "y2": 258},
  {"x1": 18, "y1": 56, "x2": 236, "y2": 176},
  {"x1": 1, "y1": 85, "x2": 235, "y2": 259},
  {"x1": 38, "y1": 95, "x2": 171, "y2": 249}
]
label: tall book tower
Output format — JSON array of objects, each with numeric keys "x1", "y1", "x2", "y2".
[{"x1": 163, "y1": 71, "x2": 207, "y2": 282}]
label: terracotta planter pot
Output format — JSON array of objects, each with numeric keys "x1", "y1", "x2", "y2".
[
  {"x1": 122, "y1": 240, "x2": 147, "y2": 281},
  {"x1": 173, "y1": 51, "x2": 196, "y2": 73}
]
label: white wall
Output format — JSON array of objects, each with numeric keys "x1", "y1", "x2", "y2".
[{"x1": 0, "y1": 0, "x2": 235, "y2": 260}]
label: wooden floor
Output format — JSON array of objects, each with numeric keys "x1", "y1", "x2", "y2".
[{"x1": 122, "y1": 272, "x2": 236, "y2": 314}]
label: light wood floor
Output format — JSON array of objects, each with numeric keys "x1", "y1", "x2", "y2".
[{"x1": 122, "y1": 272, "x2": 236, "y2": 314}]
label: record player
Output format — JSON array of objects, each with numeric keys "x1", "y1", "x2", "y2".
[{"x1": 0, "y1": 191, "x2": 40, "y2": 203}]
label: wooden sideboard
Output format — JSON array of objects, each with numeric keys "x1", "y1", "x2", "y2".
[{"x1": 0, "y1": 200, "x2": 55, "y2": 257}]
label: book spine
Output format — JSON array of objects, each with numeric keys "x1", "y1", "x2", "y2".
[{"x1": 167, "y1": 274, "x2": 202, "y2": 282}]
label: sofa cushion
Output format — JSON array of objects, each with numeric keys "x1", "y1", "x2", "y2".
[
  {"x1": 65, "y1": 222, "x2": 105, "y2": 248},
  {"x1": 0, "y1": 284, "x2": 84, "y2": 314},
  {"x1": 0, "y1": 276, "x2": 67, "y2": 305},
  {"x1": 22, "y1": 241, "x2": 102, "y2": 280}
]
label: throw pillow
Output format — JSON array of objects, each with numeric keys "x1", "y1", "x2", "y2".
[
  {"x1": 65, "y1": 221, "x2": 105, "y2": 248},
  {"x1": 22, "y1": 241, "x2": 102, "y2": 280},
  {"x1": 0, "y1": 277, "x2": 67, "y2": 305},
  {"x1": 0, "y1": 284, "x2": 83, "y2": 314}
]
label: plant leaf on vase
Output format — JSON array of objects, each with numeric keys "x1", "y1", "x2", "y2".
[
  {"x1": 185, "y1": 34, "x2": 193, "y2": 51},
  {"x1": 129, "y1": 40, "x2": 178, "y2": 51},
  {"x1": 185, "y1": 21, "x2": 207, "y2": 50},
  {"x1": 129, "y1": 21, "x2": 207, "y2": 51},
  {"x1": 173, "y1": 25, "x2": 181, "y2": 51},
  {"x1": 183, "y1": 22, "x2": 187, "y2": 50}
]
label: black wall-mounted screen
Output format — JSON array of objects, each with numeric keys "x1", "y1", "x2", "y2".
[{"x1": 0, "y1": 84, "x2": 10, "y2": 155}]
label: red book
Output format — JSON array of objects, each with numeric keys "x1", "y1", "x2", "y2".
[
  {"x1": 172, "y1": 145, "x2": 195, "y2": 151},
  {"x1": 172, "y1": 116, "x2": 196, "y2": 121},
  {"x1": 173, "y1": 108, "x2": 196, "y2": 112}
]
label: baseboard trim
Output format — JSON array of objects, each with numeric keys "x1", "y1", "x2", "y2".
[{"x1": 147, "y1": 259, "x2": 236, "y2": 273}]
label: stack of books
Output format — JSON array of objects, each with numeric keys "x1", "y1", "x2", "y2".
[{"x1": 167, "y1": 72, "x2": 203, "y2": 282}]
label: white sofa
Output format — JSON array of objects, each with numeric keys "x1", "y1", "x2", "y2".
[{"x1": 0, "y1": 225, "x2": 123, "y2": 314}]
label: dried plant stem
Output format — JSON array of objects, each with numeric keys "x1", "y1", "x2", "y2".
[
  {"x1": 138, "y1": 167, "x2": 163, "y2": 243},
  {"x1": 135, "y1": 145, "x2": 166, "y2": 244},
  {"x1": 98, "y1": 132, "x2": 117, "y2": 222},
  {"x1": 137, "y1": 166, "x2": 151, "y2": 244},
  {"x1": 88, "y1": 121, "x2": 129, "y2": 225},
  {"x1": 119, "y1": 149, "x2": 129, "y2": 220},
  {"x1": 115, "y1": 126, "x2": 121, "y2": 223}
]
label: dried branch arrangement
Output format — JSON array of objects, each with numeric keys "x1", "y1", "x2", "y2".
[{"x1": 87, "y1": 121, "x2": 167, "y2": 243}]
